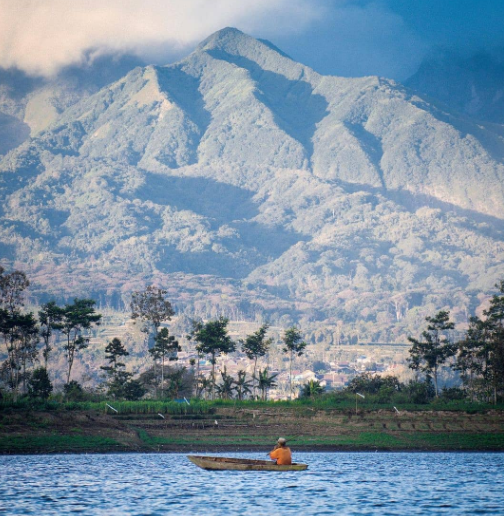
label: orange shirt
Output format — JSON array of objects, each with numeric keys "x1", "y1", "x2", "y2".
[{"x1": 269, "y1": 446, "x2": 292, "y2": 465}]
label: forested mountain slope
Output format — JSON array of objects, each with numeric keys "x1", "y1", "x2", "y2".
[{"x1": 1, "y1": 28, "x2": 503, "y2": 343}]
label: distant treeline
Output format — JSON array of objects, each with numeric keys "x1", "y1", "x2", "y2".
[{"x1": 1, "y1": 267, "x2": 503, "y2": 405}]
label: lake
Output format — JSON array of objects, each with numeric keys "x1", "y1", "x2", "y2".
[{"x1": 1, "y1": 452, "x2": 503, "y2": 515}]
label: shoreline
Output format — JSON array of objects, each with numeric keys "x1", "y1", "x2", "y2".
[
  {"x1": 2, "y1": 406, "x2": 503, "y2": 455},
  {"x1": 3, "y1": 446, "x2": 504, "y2": 455}
]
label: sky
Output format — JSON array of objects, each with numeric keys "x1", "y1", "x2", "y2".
[{"x1": 1, "y1": 0, "x2": 504, "y2": 81}]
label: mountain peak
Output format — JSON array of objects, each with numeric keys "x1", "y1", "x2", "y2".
[
  {"x1": 197, "y1": 27, "x2": 247, "y2": 51},
  {"x1": 196, "y1": 26, "x2": 290, "y2": 61}
]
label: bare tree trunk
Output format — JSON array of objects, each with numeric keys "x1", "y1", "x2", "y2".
[
  {"x1": 253, "y1": 357, "x2": 258, "y2": 399},
  {"x1": 161, "y1": 354, "x2": 165, "y2": 399},
  {"x1": 289, "y1": 351, "x2": 293, "y2": 400},
  {"x1": 195, "y1": 354, "x2": 200, "y2": 398},
  {"x1": 433, "y1": 366, "x2": 438, "y2": 397},
  {"x1": 211, "y1": 354, "x2": 216, "y2": 400}
]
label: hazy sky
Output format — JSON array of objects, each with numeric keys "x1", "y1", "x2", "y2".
[{"x1": 1, "y1": 0, "x2": 504, "y2": 80}]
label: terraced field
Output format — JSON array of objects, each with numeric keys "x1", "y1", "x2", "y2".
[{"x1": 1, "y1": 406, "x2": 503, "y2": 454}]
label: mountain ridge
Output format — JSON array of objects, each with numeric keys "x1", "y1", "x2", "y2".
[{"x1": 0, "y1": 28, "x2": 503, "y2": 344}]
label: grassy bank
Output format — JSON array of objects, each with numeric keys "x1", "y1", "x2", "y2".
[{"x1": 1, "y1": 398, "x2": 503, "y2": 454}]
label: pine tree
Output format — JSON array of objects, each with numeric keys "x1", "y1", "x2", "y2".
[
  {"x1": 61, "y1": 299, "x2": 101, "y2": 386},
  {"x1": 148, "y1": 328, "x2": 180, "y2": 398},
  {"x1": 408, "y1": 311, "x2": 455, "y2": 396},
  {"x1": 101, "y1": 338, "x2": 131, "y2": 399}
]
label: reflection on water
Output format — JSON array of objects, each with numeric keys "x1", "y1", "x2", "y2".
[{"x1": 1, "y1": 452, "x2": 503, "y2": 515}]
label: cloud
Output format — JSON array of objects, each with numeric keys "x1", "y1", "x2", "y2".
[
  {"x1": 0, "y1": 0, "x2": 319, "y2": 76},
  {"x1": 3, "y1": 0, "x2": 502, "y2": 81},
  {"x1": 274, "y1": 2, "x2": 428, "y2": 80}
]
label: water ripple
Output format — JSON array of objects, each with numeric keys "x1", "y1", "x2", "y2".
[{"x1": 0, "y1": 452, "x2": 503, "y2": 515}]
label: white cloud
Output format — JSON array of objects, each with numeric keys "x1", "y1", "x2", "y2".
[{"x1": 0, "y1": 0, "x2": 319, "y2": 76}]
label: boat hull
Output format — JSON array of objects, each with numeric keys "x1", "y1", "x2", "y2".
[{"x1": 187, "y1": 455, "x2": 308, "y2": 471}]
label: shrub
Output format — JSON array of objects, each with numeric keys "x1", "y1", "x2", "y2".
[
  {"x1": 28, "y1": 368, "x2": 53, "y2": 400},
  {"x1": 440, "y1": 387, "x2": 467, "y2": 401},
  {"x1": 63, "y1": 381, "x2": 85, "y2": 401},
  {"x1": 407, "y1": 380, "x2": 435, "y2": 404}
]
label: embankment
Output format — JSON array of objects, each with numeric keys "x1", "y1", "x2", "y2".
[{"x1": 1, "y1": 406, "x2": 503, "y2": 454}]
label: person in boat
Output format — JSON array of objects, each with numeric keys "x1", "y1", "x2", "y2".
[{"x1": 269, "y1": 437, "x2": 292, "y2": 465}]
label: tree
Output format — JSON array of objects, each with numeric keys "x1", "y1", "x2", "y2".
[
  {"x1": 406, "y1": 379, "x2": 435, "y2": 404},
  {"x1": 216, "y1": 367, "x2": 236, "y2": 400},
  {"x1": 282, "y1": 327, "x2": 307, "y2": 399},
  {"x1": 196, "y1": 375, "x2": 213, "y2": 400},
  {"x1": 38, "y1": 301, "x2": 64, "y2": 370},
  {"x1": 255, "y1": 368, "x2": 278, "y2": 401},
  {"x1": 0, "y1": 268, "x2": 34, "y2": 397},
  {"x1": 482, "y1": 280, "x2": 504, "y2": 403},
  {"x1": 0, "y1": 269, "x2": 29, "y2": 313},
  {"x1": 166, "y1": 367, "x2": 189, "y2": 399},
  {"x1": 235, "y1": 370, "x2": 253, "y2": 401},
  {"x1": 61, "y1": 299, "x2": 102, "y2": 386},
  {"x1": 63, "y1": 380, "x2": 85, "y2": 401},
  {"x1": 106, "y1": 371, "x2": 135, "y2": 399},
  {"x1": 0, "y1": 309, "x2": 39, "y2": 395},
  {"x1": 123, "y1": 379, "x2": 146, "y2": 401},
  {"x1": 346, "y1": 372, "x2": 401, "y2": 395},
  {"x1": 454, "y1": 316, "x2": 493, "y2": 401},
  {"x1": 17, "y1": 312, "x2": 39, "y2": 394},
  {"x1": 131, "y1": 285, "x2": 174, "y2": 348},
  {"x1": 241, "y1": 324, "x2": 271, "y2": 397},
  {"x1": 101, "y1": 338, "x2": 131, "y2": 399},
  {"x1": 408, "y1": 311, "x2": 455, "y2": 396},
  {"x1": 452, "y1": 280, "x2": 504, "y2": 403},
  {"x1": 188, "y1": 317, "x2": 235, "y2": 399},
  {"x1": 312, "y1": 360, "x2": 331, "y2": 374},
  {"x1": 187, "y1": 323, "x2": 205, "y2": 398},
  {"x1": 28, "y1": 367, "x2": 53, "y2": 400},
  {"x1": 149, "y1": 328, "x2": 180, "y2": 398},
  {"x1": 300, "y1": 379, "x2": 324, "y2": 398},
  {"x1": 102, "y1": 338, "x2": 129, "y2": 373}
]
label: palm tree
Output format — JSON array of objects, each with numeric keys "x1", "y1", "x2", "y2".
[
  {"x1": 235, "y1": 370, "x2": 253, "y2": 401},
  {"x1": 197, "y1": 375, "x2": 212, "y2": 400},
  {"x1": 255, "y1": 368, "x2": 278, "y2": 401},
  {"x1": 216, "y1": 367, "x2": 236, "y2": 400},
  {"x1": 301, "y1": 379, "x2": 324, "y2": 398}
]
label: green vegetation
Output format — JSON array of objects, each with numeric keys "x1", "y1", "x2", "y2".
[
  {"x1": 130, "y1": 285, "x2": 174, "y2": 346},
  {"x1": 1, "y1": 267, "x2": 504, "y2": 411},
  {"x1": 0, "y1": 395, "x2": 502, "y2": 454},
  {"x1": 282, "y1": 326, "x2": 308, "y2": 399},
  {"x1": 3, "y1": 395, "x2": 501, "y2": 414},
  {"x1": 0, "y1": 434, "x2": 121, "y2": 454},
  {"x1": 188, "y1": 317, "x2": 236, "y2": 400},
  {"x1": 61, "y1": 299, "x2": 102, "y2": 385},
  {"x1": 241, "y1": 324, "x2": 271, "y2": 397},
  {"x1": 408, "y1": 310, "x2": 455, "y2": 396}
]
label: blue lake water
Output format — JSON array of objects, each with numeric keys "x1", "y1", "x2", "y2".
[{"x1": 1, "y1": 452, "x2": 503, "y2": 515}]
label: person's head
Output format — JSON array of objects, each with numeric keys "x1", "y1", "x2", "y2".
[{"x1": 277, "y1": 437, "x2": 287, "y2": 447}]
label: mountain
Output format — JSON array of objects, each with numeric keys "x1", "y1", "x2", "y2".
[
  {"x1": 406, "y1": 50, "x2": 504, "y2": 126},
  {"x1": 0, "y1": 54, "x2": 145, "y2": 154},
  {"x1": 1, "y1": 28, "x2": 504, "y2": 345}
]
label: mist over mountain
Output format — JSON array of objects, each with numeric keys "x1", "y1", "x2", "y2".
[
  {"x1": 1, "y1": 28, "x2": 503, "y2": 344},
  {"x1": 0, "y1": 53, "x2": 145, "y2": 154},
  {"x1": 406, "y1": 50, "x2": 504, "y2": 126}
]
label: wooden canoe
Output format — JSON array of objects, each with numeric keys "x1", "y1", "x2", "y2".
[{"x1": 187, "y1": 455, "x2": 308, "y2": 471}]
